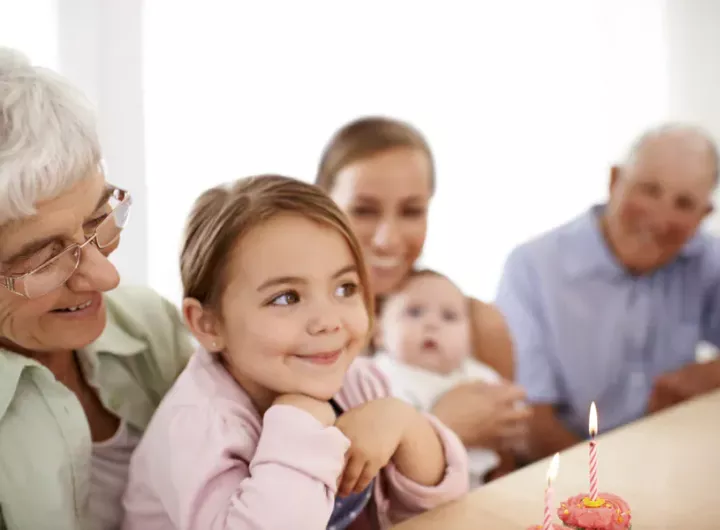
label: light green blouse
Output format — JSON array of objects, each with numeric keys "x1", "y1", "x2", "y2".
[{"x1": 0, "y1": 286, "x2": 194, "y2": 530}]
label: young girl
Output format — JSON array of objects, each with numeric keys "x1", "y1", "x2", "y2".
[{"x1": 122, "y1": 175, "x2": 468, "y2": 530}]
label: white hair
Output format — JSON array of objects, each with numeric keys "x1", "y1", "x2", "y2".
[
  {"x1": 621, "y1": 122, "x2": 719, "y2": 184},
  {"x1": 0, "y1": 46, "x2": 101, "y2": 225}
]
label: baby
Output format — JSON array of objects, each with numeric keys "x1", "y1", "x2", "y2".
[
  {"x1": 374, "y1": 269, "x2": 515, "y2": 487},
  {"x1": 122, "y1": 176, "x2": 468, "y2": 530}
]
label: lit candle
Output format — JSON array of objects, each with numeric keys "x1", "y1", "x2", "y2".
[
  {"x1": 544, "y1": 453, "x2": 560, "y2": 530},
  {"x1": 589, "y1": 401, "x2": 598, "y2": 501}
]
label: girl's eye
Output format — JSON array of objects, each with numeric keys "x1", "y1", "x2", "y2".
[
  {"x1": 336, "y1": 282, "x2": 359, "y2": 298},
  {"x1": 269, "y1": 290, "x2": 300, "y2": 306}
]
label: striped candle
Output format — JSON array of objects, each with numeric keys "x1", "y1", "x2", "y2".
[
  {"x1": 589, "y1": 402, "x2": 599, "y2": 500},
  {"x1": 544, "y1": 453, "x2": 560, "y2": 530},
  {"x1": 543, "y1": 486, "x2": 552, "y2": 530}
]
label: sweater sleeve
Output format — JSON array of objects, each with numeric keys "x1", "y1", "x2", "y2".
[
  {"x1": 128, "y1": 404, "x2": 350, "y2": 530},
  {"x1": 336, "y1": 358, "x2": 470, "y2": 525},
  {"x1": 380, "y1": 414, "x2": 469, "y2": 523}
]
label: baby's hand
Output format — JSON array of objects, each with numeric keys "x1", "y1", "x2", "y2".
[
  {"x1": 273, "y1": 394, "x2": 336, "y2": 427},
  {"x1": 334, "y1": 397, "x2": 412, "y2": 496}
]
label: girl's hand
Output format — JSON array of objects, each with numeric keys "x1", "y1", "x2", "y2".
[
  {"x1": 334, "y1": 397, "x2": 411, "y2": 496},
  {"x1": 273, "y1": 394, "x2": 337, "y2": 427}
]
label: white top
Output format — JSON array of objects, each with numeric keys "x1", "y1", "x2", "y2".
[
  {"x1": 89, "y1": 420, "x2": 142, "y2": 530},
  {"x1": 374, "y1": 353, "x2": 501, "y2": 485}
]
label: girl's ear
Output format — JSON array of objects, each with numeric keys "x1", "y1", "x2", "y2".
[{"x1": 182, "y1": 297, "x2": 225, "y2": 352}]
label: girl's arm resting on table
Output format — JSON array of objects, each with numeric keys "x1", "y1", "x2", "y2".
[
  {"x1": 391, "y1": 409, "x2": 445, "y2": 486},
  {"x1": 382, "y1": 412, "x2": 469, "y2": 521},
  {"x1": 137, "y1": 405, "x2": 349, "y2": 530}
]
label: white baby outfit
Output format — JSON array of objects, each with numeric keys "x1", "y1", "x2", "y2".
[{"x1": 374, "y1": 352, "x2": 502, "y2": 488}]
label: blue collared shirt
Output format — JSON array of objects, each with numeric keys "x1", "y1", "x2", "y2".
[{"x1": 495, "y1": 205, "x2": 720, "y2": 436}]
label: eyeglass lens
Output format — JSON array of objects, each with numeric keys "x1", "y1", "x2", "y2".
[{"x1": 22, "y1": 196, "x2": 131, "y2": 298}]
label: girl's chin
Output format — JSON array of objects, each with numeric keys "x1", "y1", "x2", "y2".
[
  {"x1": 288, "y1": 381, "x2": 345, "y2": 403},
  {"x1": 298, "y1": 384, "x2": 344, "y2": 402}
]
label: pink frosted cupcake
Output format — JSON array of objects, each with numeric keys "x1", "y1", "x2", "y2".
[
  {"x1": 526, "y1": 525, "x2": 565, "y2": 529},
  {"x1": 557, "y1": 492, "x2": 631, "y2": 529}
]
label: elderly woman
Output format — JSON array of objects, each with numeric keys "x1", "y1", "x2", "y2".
[
  {"x1": 0, "y1": 49, "x2": 191, "y2": 529},
  {"x1": 315, "y1": 116, "x2": 531, "y2": 459}
]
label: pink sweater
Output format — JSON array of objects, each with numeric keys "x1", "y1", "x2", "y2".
[{"x1": 122, "y1": 348, "x2": 469, "y2": 530}]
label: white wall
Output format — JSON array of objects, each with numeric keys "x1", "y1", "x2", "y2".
[
  {"x1": 0, "y1": 0, "x2": 58, "y2": 67},
  {"x1": 5, "y1": 1, "x2": 720, "y2": 311},
  {"x1": 143, "y1": 0, "x2": 669, "y2": 306}
]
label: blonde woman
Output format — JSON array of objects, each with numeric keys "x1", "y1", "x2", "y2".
[{"x1": 316, "y1": 117, "x2": 530, "y2": 455}]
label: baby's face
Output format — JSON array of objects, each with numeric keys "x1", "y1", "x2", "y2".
[{"x1": 380, "y1": 273, "x2": 470, "y2": 375}]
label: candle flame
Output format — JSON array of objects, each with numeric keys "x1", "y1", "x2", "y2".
[
  {"x1": 589, "y1": 401, "x2": 598, "y2": 436},
  {"x1": 547, "y1": 452, "x2": 560, "y2": 483}
]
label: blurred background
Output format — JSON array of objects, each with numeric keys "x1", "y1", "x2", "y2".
[{"x1": 2, "y1": 0, "x2": 719, "y2": 306}]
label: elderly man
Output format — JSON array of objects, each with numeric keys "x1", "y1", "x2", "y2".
[{"x1": 496, "y1": 124, "x2": 720, "y2": 460}]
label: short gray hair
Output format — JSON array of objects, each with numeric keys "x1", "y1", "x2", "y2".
[
  {"x1": 0, "y1": 47, "x2": 101, "y2": 225},
  {"x1": 622, "y1": 122, "x2": 719, "y2": 184}
]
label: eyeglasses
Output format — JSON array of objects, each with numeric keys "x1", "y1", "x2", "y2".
[{"x1": 0, "y1": 186, "x2": 132, "y2": 299}]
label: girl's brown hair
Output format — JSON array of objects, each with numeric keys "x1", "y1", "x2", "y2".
[
  {"x1": 315, "y1": 116, "x2": 436, "y2": 193},
  {"x1": 180, "y1": 175, "x2": 374, "y2": 322}
]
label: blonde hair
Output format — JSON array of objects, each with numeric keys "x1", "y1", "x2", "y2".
[
  {"x1": 180, "y1": 175, "x2": 374, "y2": 321},
  {"x1": 0, "y1": 47, "x2": 101, "y2": 225},
  {"x1": 315, "y1": 116, "x2": 435, "y2": 194}
]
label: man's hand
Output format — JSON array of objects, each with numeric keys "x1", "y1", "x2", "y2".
[{"x1": 648, "y1": 360, "x2": 720, "y2": 414}]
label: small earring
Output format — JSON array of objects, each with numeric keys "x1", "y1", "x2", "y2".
[{"x1": 211, "y1": 341, "x2": 218, "y2": 350}]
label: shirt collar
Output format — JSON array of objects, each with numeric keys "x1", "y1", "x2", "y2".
[
  {"x1": 0, "y1": 296, "x2": 146, "y2": 421},
  {"x1": 0, "y1": 350, "x2": 37, "y2": 422},
  {"x1": 565, "y1": 204, "x2": 706, "y2": 278}
]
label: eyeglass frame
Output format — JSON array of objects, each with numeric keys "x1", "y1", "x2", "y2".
[{"x1": 0, "y1": 186, "x2": 132, "y2": 299}]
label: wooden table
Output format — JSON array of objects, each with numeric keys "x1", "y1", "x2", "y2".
[{"x1": 394, "y1": 390, "x2": 720, "y2": 529}]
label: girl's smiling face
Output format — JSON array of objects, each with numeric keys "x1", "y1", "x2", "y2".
[{"x1": 209, "y1": 213, "x2": 370, "y2": 410}]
